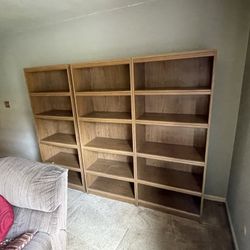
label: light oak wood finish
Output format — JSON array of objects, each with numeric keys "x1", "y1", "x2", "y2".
[
  {"x1": 87, "y1": 175, "x2": 135, "y2": 202},
  {"x1": 137, "y1": 158, "x2": 203, "y2": 196},
  {"x1": 200, "y1": 52, "x2": 216, "y2": 216},
  {"x1": 25, "y1": 65, "x2": 86, "y2": 191},
  {"x1": 135, "y1": 95, "x2": 210, "y2": 128},
  {"x1": 76, "y1": 90, "x2": 131, "y2": 96},
  {"x1": 86, "y1": 159, "x2": 133, "y2": 181},
  {"x1": 35, "y1": 110, "x2": 73, "y2": 121},
  {"x1": 135, "y1": 88, "x2": 211, "y2": 96},
  {"x1": 26, "y1": 49, "x2": 216, "y2": 219},
  {"x1": 76, "y1": 95, "x2": 132, "y2": 123},
  {"x1": 84, "y1": 137, "x2": 133, "y2": 156},
  {"x1": 47, "y1": 152, "x2": 81, "y2": 172},
  {"x1": 138, "y1": 184, "x2": 201, "y2": 216},
  {"x1": 30, "y1": 92, "x2": 71, "y2": 96},
  {"x1": 68, "y1": 170, "x2": 83, "y2": 190},
  {"x1": 71, "y1": 60, "x2": 130, "y2": 92}
]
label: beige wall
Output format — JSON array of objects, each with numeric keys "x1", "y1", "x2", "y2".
[
  {"x1": 227, "y1": 34, "x2": 250, "y2": 250},
  {"x1": 0, "y1": 0, "x2": 249, "y2": 197}
]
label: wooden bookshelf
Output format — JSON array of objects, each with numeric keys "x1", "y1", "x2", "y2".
[
  {"x1": 133, "y1": 50, "x2": 215, "y2": 219},
  {"x1": 25, "y1": 49, "x2": 216, "y2": 219},
  {"x1": 24, "y1": 65, "x2": 86, "y2": 191}
]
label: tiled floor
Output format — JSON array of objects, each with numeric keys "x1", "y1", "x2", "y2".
[{"x1": 67, "y1": 189, "x2": 234, "y2": 250}]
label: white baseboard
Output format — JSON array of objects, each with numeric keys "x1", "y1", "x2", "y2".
[
  {"x1": 204, "y1": 194, "x2": 226, "y2": 202},
  {"x1": 225, "y1": 202, "x2": 239, "y2": 250}
]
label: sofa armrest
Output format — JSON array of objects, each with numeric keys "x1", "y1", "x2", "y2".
[{"x1": 0, "y1": 157, "x2": 68, "y2": 213}]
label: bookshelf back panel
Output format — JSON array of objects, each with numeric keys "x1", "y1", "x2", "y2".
[
  {"x1": 80, "y1": 122, "x2": 132, "y2": 144},
  {"x1": 31, "y1": 96, "x2": 72, "y2": 114},
  {"x1": 135, "y1": 95, "x2": 210, "y2": 117},
  {"x1": 136, "y1": 125, "x2": 207, "y2": 147},
  {"x1": 36, "y1": 119, "x2": 75, "y2": 139},
  {"x1": 73, "y1": 64, "x2": 130, "y2": 91},
  {"x1": 77, "y1": 96, "x2": 131, "y2": 116},
  {"x1": 134, "y1": 57, "x2": 213, "y2": 90},
  {"x1": 40, "y1": 144, "x2": 78, "y2": 161},
  {"x1": 26, "y1": 70, "x2": 69, "y2": 92},
  {"x1": 139, "y1": 157, "x2": 203, "y2": 174},
  {"x1": 138, "y1": 184, "x2": 201, "y2": 214},
  {"x1": 83, "y1": 150, "x2": 133, "y2": 168}
]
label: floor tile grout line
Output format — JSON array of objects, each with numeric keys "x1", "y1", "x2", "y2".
[{"x1": 115, "y1": 228, "x2": 130, "y2": 250}]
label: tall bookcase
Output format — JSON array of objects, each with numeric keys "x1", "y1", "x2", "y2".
[
  {"x1": 25, "y1": 65, "x2": 85, "y2": 191},
  {"x1": 70, "y1": 59, "x2": 136, "y2": 204},
  {"x1": 25, "y1": 49, "x2": 216, "y2": 219},
  {"x1": 132, "y1": 50, "x2": 215, "y2": 219}
]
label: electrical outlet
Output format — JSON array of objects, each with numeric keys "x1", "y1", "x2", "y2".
[
  {"x1": 243, "y1": 225, "x2": 247, "y2": 236},
  {"x1": 4, "y1": 101, "x2": 10, "y2": 108}
]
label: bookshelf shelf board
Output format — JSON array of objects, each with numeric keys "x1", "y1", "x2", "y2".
[
  {"x1": 138, "y1": 164, "x2": 202, "y2": 196},
  {"x1": 47, "y1": 152, "x2": 81, "y2": 172},
  {"x1": 79, "y1": 112, "x2": 132, "y2": 124},
  {"x1": 87, "y1": 158, "x2": 133, "y2": 181},
  {"x1": 35, "y1": 110, "x2": 73, "y2": 120},
  {"x1": 68, "y1": 171, "x2": 83, "y2": 188},
  {"x1": 75, "y1": 90, "x2": 131, "y2": 96},
  {"x1": 84, "y1": 137, "x2": 133, "y2": 156},
  {"x1": 135, "y1": 88, "x2": 211, "y2": 96},
  {"x1": 137, "y1": 142, "x2": 205, "y2": 166},
  {"x1": 138, "y1": 185, "x2": 201, "y2": 216},
  {"x1": 30, "y1": 91, "x2": 70, "y2": 96},
  {"x1": 88, "y1": 176, "x2": 134, "y2": 200},
  {"x1": 136, "y1": 113, "x2": 208, "y2": 128},
  {"x1": 40, "y1": 133, "x2": 77, "y2": 149}
]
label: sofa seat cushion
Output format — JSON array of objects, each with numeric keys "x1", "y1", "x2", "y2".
[
  {"x1": 0, "y1": 157, "x2": 67, "y2": 212},
  {"x1": 22, "y1": 232, "x2": 53, "y2": 250},
  {"x1": 4, "y1": 230, "x2": 37, "y2": 249},
  {"x1": 6, "y1": 205, "x2": 63, "y2": 239}
]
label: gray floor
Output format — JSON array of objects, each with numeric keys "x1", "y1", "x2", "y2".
[{"x1": 67, "y1": 189, "x2": 234, "y2": 250}]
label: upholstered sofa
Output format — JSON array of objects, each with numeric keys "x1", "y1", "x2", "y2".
[{"x1": 0, "y1": 157, "x2": 68, "y2": 250}]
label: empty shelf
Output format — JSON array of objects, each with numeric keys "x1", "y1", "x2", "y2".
[
  {"x1": 88, "y1": 176, "x2": 134, "y2": 200},
  {"x1": 87, "y1": 158, "x2": 133, "y2": 181},
  {"x1": 137, "y1": 142, "x2": 205, "y2": 166},
  {"x1": 41, "y1": 133, "x2": 77, "y2": 148},
  {"x1": 35, "y1": 110, "x2": 73, "y2": 120},
  {"x1": 136, "y1": 113, "x2": 208, "y2": 128},
  {"x1": 138, "y1": 184, "x2": 200, "y2": 216},
  {"x1": 80, "y1": 112, "x2": 131, "y2": 123},
  {"x1": 84, "y1": 137, "x2": 133, "y2": 155},
  {"x1": 138, "y1": 165, "x2": 202, "y2": 196},
  {"x1": 68, "y1": 171, "x2": 82, "y2": 187},
  {"x1": 47, "y1": 152, "x2": 80, "y2": 172}
]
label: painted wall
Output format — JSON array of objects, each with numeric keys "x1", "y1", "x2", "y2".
[
  {"x1": 0, "y1": 0, "x2": 249, "y2": 197},
  {"x1": 227, "y1": 34, "x2": 250, "y2": 250}
]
